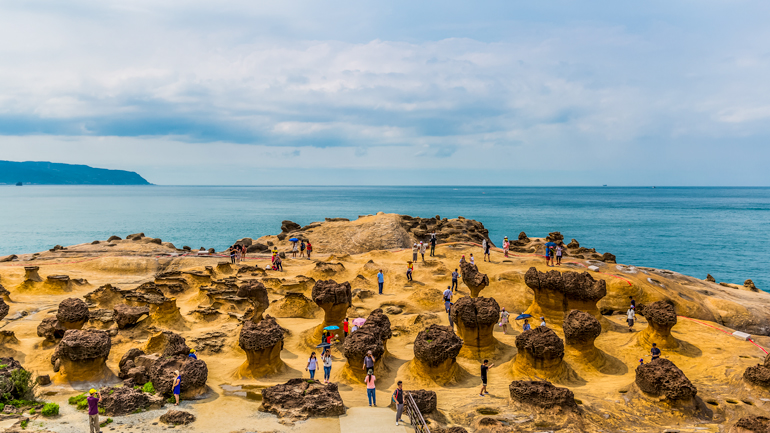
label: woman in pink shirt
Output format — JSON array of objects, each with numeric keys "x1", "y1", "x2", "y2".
[{"x1": 365, "y1": 370, "x2": 376, "y2": 406}]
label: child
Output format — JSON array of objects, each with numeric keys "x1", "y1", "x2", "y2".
[{"x1": 406, "y1": 261, "x2": 413, "y2": 281}]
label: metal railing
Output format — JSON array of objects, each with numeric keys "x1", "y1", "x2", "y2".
[{"x1": 404, "y1": 392, "x2": 430, "y2": 433}]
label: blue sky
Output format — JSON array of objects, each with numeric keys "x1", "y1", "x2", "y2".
[{"x1": 1, "y1": 0, "x2": 769, "y2": 185}]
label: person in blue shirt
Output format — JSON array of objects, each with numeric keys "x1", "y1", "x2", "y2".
[
  {"x1": 172, "y1": 370, "x2": 181, "y2": 406},
  {"x1": 188, "y1": 349, "x2": 197, "y2": 360},
  {"x1": 377, "y1": 270, "x2": 384, "y2": 294},
  {"x1": 522, "y1": 319, "x2": 531, "y2": 331}
]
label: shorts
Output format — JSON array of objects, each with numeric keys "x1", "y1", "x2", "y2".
[
  {"x1": 481, "y1": 379, "x2": 487, "y2": 386},
  {"x1": 627, "y1": 319, "x2": 634, "y2": 326}
]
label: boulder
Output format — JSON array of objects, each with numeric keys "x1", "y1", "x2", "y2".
[
  {"x1": 601, "y1": 252, "x2": 616, "y2": 263},
  {"x1": 563, "y1": 310, "x2": 602, "y2": 351},
  {"x1": 546, "y1": 232, "x2": 564, "y2": 242},
  {"x1": 149, "y1": 356, "x2": 208, "y2": 398},
  {"x1": 160, "y1": 410, "x2": 196, "y2": 425},
  {"x1": 523, "y1": 267, "x2": 607, "y2": 323},
  {"x1": 566, "y1": 239, "x2": 579, "y2": 249},
  {"x1": 312, "y1": 280, "x2": 352, "y2": 341},
  {"x1": 743, "y1": 354, "x2": 770, "y2": 388},
  {"x1": 126, "y1": 232, "x2": 145, "y2": 240},
  {"x1": 55, "y1": 298, "x2": 89, "y2": 329},
  {"x1": 450, "y1": 296, "x2": 499, "y2": 356},
  {"x1": 404, "y1": 389, "x2": 437, "y2": 413},
  {"x1": 37, "y1": 317, "x2": 65, "y2": 342},
  {"x1": 360, "y1": 308, "x2": 392, "y2": 342},
  {"x1": 260, "y1": 378, "x2": 346, "y2": 420},
  {"x1": 518, "y1": 232, "x2": 529, "y2": 241},
  {"x1": 107, "y1": 236, "x2": 122, "y2": 242},
  {"x1": 637, "y1": 301, "x2": 678, "y2": 348},
  {"x1": 411, "y1": 324, "x2": 463, "y2": 384},
  {"x1": 0, "y1": 255, "x2": 18, "y2": 263},
  {"x1": 706, "y1": 274, "x2": 716, "y2": 283},
  {"x1": 119, "y1": 348, "x2": 146, "y2": 378},
  {"x1": 237, "y1": 315, "x2": 285, "y2": 378},
  {"x1": 509, "y1": 380, "x2": 577, "y2": 410},
  {"x1": 732, "y1": 416, "x2": 770, "y2": 433},
  {"x1": 36, "y1": 375, "x2": 51, "y2": 386},
  {"x1": 514, "y1": 326, "x2": 566, "y2": 380},
  {"x1": 98, "y1": 386, "x2": 150, "y2": 416},
  {"x1": 51, "y1": 329, "x2": 111, "y2": 381},
  {"x1": 459, "y1": 259, "x2": 489, "y2": 298},
  {"x1": 744, "y1": 279, "x2": 758, "y2": 291},
  {"x1": 342, "y1": 327, "x2": 385, "y2": 380},
  {"x1": 113, "y1": 304, "x2": 149, "y2": 329},
  {"x1": 635, "y1": 358, "x2": 697, "y2": 401},
  {"x1": 143, "y1": 331, "x2": 191, "y2": 357},
  {"x1": 281, "y1": 220, "x2": 301, "y2": 233},
  {"x1": 236, "y1": 280, "x2": 270, "y2": 323}
]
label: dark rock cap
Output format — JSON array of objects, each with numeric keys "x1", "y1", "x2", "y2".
[
  {"x1": 342, "y1": 327, "x2": 385, "y2": 361},
  {"x1": 413, "y1": 324, "x2": 463, "y2": 367},
  {"x1": 361, "y1": 309, "x2": 392, "y2": 340},
  {"x1": 98, "y1": 386, "x2": 150, "y2": 416},
  {"x1": 563, "y1": 310, "x2": 602, "y2": 345},
  {"x1": 635, "y1": 358, "x2": 697, "y2": 400},
  {"x1": 53, "y1": 329, "x2": 111, "y2": 362},
  {"x1": 160, "y1": 410, "x2": 196, "y2": 425},
  {"x1": 450, "y1": 296, "x2": 500, "y2": 328},
  {"x1": 524, "y1": 267, "x2": 607, "y2": 302},
  {"x1": 734, "y1": 416, "x2": 770, "y2": 433},
  {"x1": 637, "y1": 301, "x2": 677, "y2": 327},
  {"x1": 56, "y1": 298, "x2": 90, "y2": 324},
  {"x1": 113, "y1": 304, "x2": 149, "y2": 329},
  {"x1": 515, "y1": 326, "x2": 565, "y2": 360},
  {"x1": 509, "y1": 380, "x2": 577, "y2": 409},
  {"x1": 239, "y1": 315, "x2": 285, "y2": 352},
  {"x1": 311, "y1": 280, "x2": 352, "y2": 306}
]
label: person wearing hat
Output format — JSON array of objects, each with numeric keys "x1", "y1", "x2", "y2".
[
  {"x1": 419, "y1": 241, "x2": 427, "y2": 261},
  {"x1": 540, "y1": 316, "x2": 546, "y2": 327},
  {"x1": 188, "y1": 349, "x2": 197, "y2": 360},
  {"x1": 406, "y1": 261, "x2": 413, "y2": 281},
  {"x1": 172, "y1": 370, "x2": 182, "y2": 406},
  {"x1": 503, "y1": 237, "x2": 510, "y2": 258},
  {"x1": 87, "y1": 388, "x2": 101, "y2": 433},
  {"x1": 412, "y1": 243, "x2": 419, "y2": 262},
  {"x1": 626, "y1": 306, "x2": 636, "y2": 332}
]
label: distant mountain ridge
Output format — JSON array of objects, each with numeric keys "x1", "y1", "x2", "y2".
[{"x1": 0, "y1": 160, "x2": 151, "y2": 185}]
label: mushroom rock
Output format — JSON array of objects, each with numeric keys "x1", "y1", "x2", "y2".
[
  {"x1": 401, "y1": 389, "x2": 437, "y2": 414},
  {"x1": 546, "y1": 232, "x2": 564, "y2": 242},
  {"x1": 744, "y1": 279, "x2": 758, "y2": 291},
  {"x1": 37, "y1": 316, "x2": 65, "y2": 342},
  {"x1": 126, "y1": 232, "x2": 145, "y2": 240},
  {"x1": 706, "y1": 274, "x2": 716, "y2": 283},
  {"x1": 24, "y1": 266, "x2": 42, "y2": 282},
  {"x1": 143, "y1": 331, "x2": 191, "y2": 357},
  {"x1": 513, "y1": 326, "x2": 568, "y2": 381},
  {"x1": 260, "y1": 378, "x2": 346, "y2": 420},
  {"x1": 125, "y1": 283, "x2": 185, "y2": 327},
  {"x1": 45, "y1": 275, "x2": 72, "y2": 291},
  {"x1": 113, "y1": 304, "x2": 149, "y2": 329},
  {"x1": 51, "y1": 329, "x2": 112, "y2": 382},
  {"x1": 743, "y1": 354, "x2": 770, "y2": 388},
  {"x1": 636, "y1": 301, "x2": 678, "y2": 349},
  {"x1": 342, "y1": 327, "x2": 385, "y2": 381},
  {"x1": 601, "y1": 252, "x2": 617, "y2": 263},
  {"x1": 731, "y1": 416, "x2": 770, "y2": 433},
  {"x1": 236, "y1": 315, "x2": 286, "y2": 378},
  {"x1": 216, "y1": 262, "x2": 234, "y2": 274},
  {"x1": 160, "y1": 410, "x2": 196, "y2": 425},
  {"x1": 56, "y1": 298, "x2": 90, "y2": 330},
  {"x1": 149, "y1": 355, "x2": 208, "y2": 399},
  {"x1": 360, "y1": 308, "x2": 392, "y2": 345},
  {"x1": 566, "y1": 239, "x2": 579, "y2": 249},
  {"x1": 267, "y1": 292, "x2": 320, "y2": 319},
  {"x1": 410, "y1": 324, "x2": 464, "y2": 385},
  {"x1": 236, "y1": 280, "x2": 270, "y2": 323},
  {"x1": 311, "y1": 280, "x2": 352, "y2": 342},
  {"x1": 459, "y1": 260, "x2": 489, "y2": 298},
  {"x1": 563, "y1": 310, "x2": 603, "y2": 365},
  {"x1": 635, "y1": 358, "x2": 697, "y2": 401},
  {"x1": 281, "y1": 220, "x2": 302, "y2": 233},
  {"x1": 0, "y1": 298, "x2": 8, "y2": 321},
  {"x1": 509, "y1": 380, "x2": 578, "y2": 411},
  {"x1": 518, "y1": 232, "x2": 529, "y2": 242},
  {"x1": 523, "y1": 267, "x2": 607, "y2": 324},
  {"x1": 450, "y1": 296, "x2": 499, "y2": 357}
]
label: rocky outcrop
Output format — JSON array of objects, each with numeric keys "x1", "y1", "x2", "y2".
[
  {"x1": 404, "y1": 389, "x2": 437, "y2": 414},
  {"x1": 56, "y1": 298, "x2": 89, "y2": 329},
  {"x1": 143, "y1": 331, "x2": 191, "y2": 357},
  {"x1": 268, "y1": 292, "x2": 319, "y2": 319},
  {"x1": 260, "y1": 378, "x2": 346, "y2": 420},
  {"x1": 635, "y1": 358, "x2": 696, "y2": 401},
  {"x1": 637, "y1": 301, "x2": 678, "y2": 349},
  {"x1": 744, "y1": 279, "x2": 758, "y2": 291},
  {"x1": 24, "y1": 266, "x2": 42, "y2": 282},
  {"x1": 563, "y1": 310, "x2": 603, "y2": 365},
  {"x1": 706, "y1": 274, "x2": 716, "y2": 283},
  {"x1": 0, "y1": 298, "x2": 8, "y2": 321},
  {"x1": 51, "y1": 329, "x2": 111, "y2": 381},
  {"x1": 118, "y1": 348, "x2": 148, "y2": 384},
  {"x1": 237, "y1": 315, "x2": 285, "y2": 378},
  {"x1": 236, "y1": 280, "x2": 270, "y2": 323},
  {"x1": 411, "y1": 324, "x2": 463, "y2": 384},
  {"x1": 361, "y1": 309, "x2": 392, "y2": 342},
  {"x1": 514, "y1": 327, "x2": 567, "y2": 381},
  {"x1": 731, "y1": 416, "x2": 770, "y2": 433},
  {"x1": 743, "y1": 354, "x2": 770, "y2": 388},
  {"x1": 113, "y1": 304, "x2": 149, "y2": 329},
  {"x1": 524, "y1": 267, "x2": 607, "y2": 323},
  {"x1": 450, "y1": 296, "x2": 499, "y2": 357},
  {"x1": 459, "y1": 259, "x2": 489, "y2": 298},
  {"x1": 312, "y1": 280, "x2": 352, "y2": 341},
  {"x1": 160, "y1": 410, "x2": 196, "y2": 425},
  {"x1": 601, "y1": 252, "x2": 616, "y2": 263},
  {"x1": 341, "y1": 309, "x2": 393, "y2": 380},
  {"x1": 98, "y1": 386, "x2": 151, "y2": 416},
  {"x1": 149, "y1": 355, "x2": 208, "y2": 398},
  {"x1": 37, "y1": 317, "x2": 65, "y2": 342},
  {"x1": 509, "y1": 380, "x2": 577, "y2": 410}
]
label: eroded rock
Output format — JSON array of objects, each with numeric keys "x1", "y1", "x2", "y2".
[
  {"x1": 260, "y1": 378, "x2": 345, "y2": 420},
  {"x1": 238, "y1": 315, "x2": 285, "y2": 377},
  {"x1": 160, "y1": 410, "x2": 196, "y2": 425},
  {"x1": 637, "y1": 301, "x2": 678, "y2": 348},
  {"x1": 450, "y1": 296, "x2": 499, "y2": 356},
  {"x1": 635, "y1": 358, "x2": 697, "y2": 401},
  {"x1": 514, "y1": 326, "x2": 566, "y2": 380},
  {"x1": 509, "y1": 380, "x2": 577, "y2": 410},
  {"x1": 56, "y1": 298, "x2": 89, "y2": 329},
  {"x1": 113, "y1": 304, "x2": 149, "y2": 329},
  {"x1": 459, "y1": 259, "x2": 489, "y2": 298},
  {"x1": 524, "y1": 267, "x2": 607, "y2": 323}
]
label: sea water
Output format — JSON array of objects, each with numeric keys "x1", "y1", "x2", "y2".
[{"x1": 0, "y1": 186, "x2": 767, "y2": 291}]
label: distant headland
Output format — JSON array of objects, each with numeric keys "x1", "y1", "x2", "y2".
[{"x1": 0, "y1": 160, "x2": 151, "y2": 185}]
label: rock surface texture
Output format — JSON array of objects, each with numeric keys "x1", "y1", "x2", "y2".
[
  {"x1": 411, "y1": 324, "x2": 464, "y2": 384},
  {"x1": 450, "y1": 296, "x2": 500, "y2": 357},
  {"x1": 459, "y1": 259, "x2": 490, "y2": 298},
  {"x1": 160, "y1": 410, "x2": 196, "y2": 425},
  {"x1": 237, "y1": 315, "x2": 285, "y2": 378},
  {"x1": 56, "y1": 298, "x2": 90, "y2": 330},
  {"x1": 635, "y1": 358, "x2": 697, "y2": 401},
  {"x1": 260, "y1": 378, "x2": 346, "y2": 420},
  {"x1": 524, "y1": 267, "x2": 607, "y2": 323},
  {"x1": 312, "y1": 280, "x2": 352, "y2": 341},
  {"x1": 509, "y1": 380, "x2": 578, "y2": 410},
  {"x1": 637, "y1": 300, "x2": 679, "y2": 349},
  {"x1": 743, "y1": 354, "x2": 770, "y2": 388},
  {"x1": 52, "y1": 329, "x2": 111, "y2": 381},
  {"x1": 514, "y1": 326, "x2": 567, "y2": 381}
]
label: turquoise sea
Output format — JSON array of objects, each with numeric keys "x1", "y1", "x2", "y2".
[{"x1": 1, "y1": 186, "x2": 768, "y2": 291}]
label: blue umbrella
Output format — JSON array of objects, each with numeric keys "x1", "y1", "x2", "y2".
[
  {"x1": 323, "y1": 326, "x2": 340, "y2": 330},
  {"x1": 289, "y1": 238, "x2": 299, "y2": 242},
  {"x1": 544, "y1": 242, "x2": 557, "y2": 248},
  {"x1": 515, "y1": 313, "x2": 532, "y2": 320},
  {"x1": 316, "y1": 343, "x2": 331, "y2": 348}
]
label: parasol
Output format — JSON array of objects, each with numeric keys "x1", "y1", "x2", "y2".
[{"x1": 352, "y1": 317, "x2": 366, "y2": 327}]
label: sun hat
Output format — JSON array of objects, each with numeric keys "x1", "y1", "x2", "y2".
[{"x1": 89, "y1": 388, "x2": 97, "y2": 394}]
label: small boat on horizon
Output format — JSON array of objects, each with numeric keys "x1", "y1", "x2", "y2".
[{"x1": 15, "y1": 182, "x2": 22, "y2": 186}]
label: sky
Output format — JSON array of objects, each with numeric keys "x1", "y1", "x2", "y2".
[{"x1": 0, "y1": 0, "x2": 769, "y2": 185}]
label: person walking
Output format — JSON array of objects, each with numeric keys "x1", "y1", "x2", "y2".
[
  {"x1": 343, "y1": 318, "x2": 349, "y2": 337},
  {"x1": 275, "y1": 254, "x2": 283, "y2": 271},
  {"x1": 522, "y1": 318, "x2": 531, "y2": 331},
  {"x1": 499, "y1": 307, "x2": 510, "y2": 334},
  {"x1": 483, "y1": 239, "x2": 491, "y2": 262},
  {"x1": 430, "y1": 233, "x2": 437, "y2": 256},
  {"x1": 365, "y1": 370, "x2": 376, "y2": 406},
  {"x1": 651, "y1": 343, "x2": 661, "y2": 360},
  {"x1": 629, "y1": 296, "x2": 636, "y2": 308},
  {"x1": 188, "y1": 349, "x2": 197, "y2": 360},
  {"x1": 292, "y1": 242, "x2": 298, "y2": 258},
  {"x1": 482, "y1": 239, "x2": 488, "y2": 261},
  {"x1": 443, "y1": 286, "x2": 453, "y2": 313},
  {"x1": 322, "y1": 351, "x2": 333, "y2": 383},
  {"x1": 419, "y1": 241, "x2": 427, "y2": 261},
  {"x1": 306, "y1": 352, "x2": 318, "y2": 379},
  {"x1": 87, "y1": 389, "x2": 101, "y2": 433},
  {"x1": 406, "y1": 261, "x2": 413, "y2": 281},
  {"x1": 479, "y1": 359, "x2": 495, "y2": 396},
  {"x1": 242, "y1": 244, "x2": 248, "y2": 261},
  {"x1": 503, "y1": 237, "x2": 510, "y2": 258},
  {"x1": 555, "y1": 244, "x2": 563, "y2": 266},
  {"x1": 362, "y1": 350, "x2": 376, "y2": 372},
  {"x1": 545, "y1": 244, "x2": 552, "y2": 266},
  {"x1": 229, "y1": 247, "x2": 236, "y2": 264},
  {"x1": 306, "y1": 241, "x2": 312, "y2": 258},
  {"x1": 393, "y1": 381, "x2": 405, "y2": 426},
  {"x1": 451, "y1": 268, "x2": 459, "y2": 292},
  {"x1": 412, "y1": 243, "x2": 419, "y2": 262},
  {"x1": 172, "y1": 370, "x2": 181, "y2": 406},
  {"x1": 300, "y1": 240, "x2": 306, "y2": 258},
  {"x1": 377, "y1": 270, "x2": 384, "y2": 294},
  {"x1": 626, "y1": 306, "x2": 635, "y2": 332},
  {"x1": 470, "y1": 254, "x2": 475, "y2": 265}
]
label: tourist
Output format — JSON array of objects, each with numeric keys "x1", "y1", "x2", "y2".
[
  {"x1": 363, "y1": 350, "x2": 376, "y2": 372},
  {"x1": 292, "y1": 242, "x2": 298, "y2": 258},
  {"x1": 322, "y1": 351, "x2": 333, "y2": 383},
  {"x1": 188, "y1": 349, "x2": 197, "y2": 360},
  {"x1": 483, "y1": 239, "x2": 491, "y2": 262},
  {"x1": 482, "y1": 239, "x2": 488, "y2": 261},
  {"x1": 393, "y1": 381, "x2": 405, "y2": 426},
  {"x1": 419, "y1": 241, "x2": 427, "y2": 261},
  {"x1": 377, "y1": 270, "x2": 384, "y2": 294},
  {"x1": 545, "y1": 244, "x2": 552, "y2": 266},
  {"x1": 629, "y1": 296, "x2": 636, "y2": 308},
  {"x1": 229, "y1": 247, "x2": 236, "y2": 264},
  {"x1": 470, "y1": 254, "x2": 475, "y2": 265},
  {"x1": 87, "y1": 388, "x2": 100, "y2": 433},
  {"x1": 499, "y1": 307, "x2": 510, "y2": 334},
  {"x1": 651, "y1": 343, "x2": 661, "y2": 360},
  {"x1": 343, "y1": 318, "x2": 349, "y2": 337},
  {"x1": 540, "y1": 316, "x2": 546, "y2": 327},
  {"x1": 412, "y1": 243, "x2": 419, "y2": 262},
  {"x1": 306, "y1": 352, "x2": 318, "y2": 380},
  {"x1": 272, "y1": 246, "x2": 278, "y2": 260},
  {"x1": 365, "y1": 370, "x2": 377, "y2": 406},
  {"x1": 639, "y1": 358, "x2": 644, "y2": 365},
  {"x1": 503, "y1": 237, "x2": 509, "y2": 258},
  {"x1": 479, "y1": 359, "x2": 495, "y2": 396},
  {"x1": 443, "y1": 286, "x2": 453, "y2": 313},
  {"x1": 275, "y1": 254, "x2": 283, "y2": 272},
  {"x1": 406, "y1": 261, "x2": 413, "y2": 281},
  {"x1": 627, "y1": 306, "x2": 635, "y2": 332},
  {"x1": 430, "y1": 233, "x2": 437, "y2": 256},
  {"x1": 522, "y1": 319, "x2": 531, "y2": 331},
  {"x1": 300, "y1": 240, "x2": 306, "y2": 258},
  {"x1": 451, "y1": 268, "x2": 459, "y2": 292},
  {"x1": 242, "y1": 244, "x2": 248, "y2": 261},
  {"x1": 306, "y1": 241, "x2": 313, "y2": 258},
  {"x1": 555, "y1": 244, "x2": 563, "y2": 266},
  {"x1": 172, "y1": 370, "x2": 181, "y2": 406},
  {"x1": 351, "y1": 324, "x2": 359, "y2": 333}
]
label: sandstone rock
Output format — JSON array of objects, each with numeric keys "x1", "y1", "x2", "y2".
[
  {"x1": 37, "y1": 317, "x2": 64, "y2": 342},
  {"x1": 0, "y1": 298, "x2": 8, "y2": 321},
  {"x1": 637, "y1": 301, "x2": 678, "y2": 348},
  {"x1": 459, "y1": 259, "x2": 489, "y2": 298},
  {"x1": 36, "y1": 375, "x2": 51, "y2": 386},
  {"x1": 247, "y1": 243, "x2": 269, "y2": 253},
  {"x1": 743, "y1": 354, "x2": 770, "y2": 388},
  {"x1": 24, "y1": 266, "x2": 42, "y2": 282},
  {"x1": 53, "y1": 329, "x2": 111, "y2": 363},
  {"x1": 514, "y1": 326, "x2": 566, "y2": 380},
  {"x1": 414, "y1": 324, "x2": 463, "y2": 367},
  {"x1": 99, "y1": 386, "x2": 150, "y2": 416},
  {"x1": 113, "y1": 304, "x2": 149, "y2": 329},
  {"x1": 0, "y1": 254, "x2": 18, "y2": 263},
  {"x1": 126, "y1": 232, "x2": 145, "y2": 240},
  {"x1": 635, "y1": 358, "x2": 696, "y2": 400},
  {"x1": 160, "y1": 410, "x2": 196, "y2": 425},
  {"x1": 238, "y1": 315, "x2": 285, "y2": 377},
  {"x1": 744, "y1": 279, "x2": 758, "y2": 291},
  {"x1": 281, "y1": 220, "x2": 301, "y2": 233},
  {"x1": 404, "y1": 389, "x2": 437, "y2": 413},
  {"x1": 733, "y1": 416, "x2": 770, "y2": 433},
  {"x1": 524, "y1": 267, "x2": 607, "y2": 323},
  {"x1": 312, "y1": 280, "x2": 352, "y2": 341},
  {"x1": 360, "y1": 309, "x2": 392, "y2": 341},
  {"x1": 119, "y1": 348, "x2": 146, "y2": 378},
  {"x1": 343, "y1": 327, "x2": 385, "y2": 378},
  {"x1": 563, "y1": 310, "x2": 602, "y2": 349},
  {"x1": 236, "y1": 280, "x2": 270, "y2": 323},
  {"x1": 706, "y1": 274, "x2": 716, "y2": 283},
  {"x1": 55, "y1": 298, "x2": 89, "y2": 329},
  {"x1": 547, "y1": 232, "x2": 564, "y2": 242},
  {"x1": 509, "y1": 380, "x2": 577, "y2": 410},
  {"x1": 269, "y1": 292, "x2": 318, "y2": 319},
  {"x1": 518, "y1": 232, "x2": 529, "y2": 241},
  {"x1": 566, "y1": 239, "x2": 579, "y2": 249},
  {"x1": 149, "y1": 356, "x2": 208, "y2": 397},
  {"x1": 450, "y1": 296, "x2": 499, "y2": 356},
  {"x1": 143, "y1": 331, "x2": 191, "y2": 357},
  {"x1": 107, "y1": 236, "x2": 121, "y2": 241},
  {"x1": 601, "y1": 252, "x2": 616, "y2": 263},
  {"x1": 0, "y1": 285, "x2": 10, "y2": 303},
  {"x1": 261, "y1": 378, "x2": 346, "y2": 419}
]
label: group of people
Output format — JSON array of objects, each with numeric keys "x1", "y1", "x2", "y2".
[
  {"x1": 290, "y1": 239, "x2": 312, "y2": 258},
  {"x1": 228, "y1": 244, "x2": 248, "y2": 264}
]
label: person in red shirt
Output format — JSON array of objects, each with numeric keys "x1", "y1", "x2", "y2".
[{"x1": 343, "y1": 318, "x2": 349, "y2": 337}]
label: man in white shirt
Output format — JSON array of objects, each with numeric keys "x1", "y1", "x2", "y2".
[{"x1": 626, "y1": 306, "x2": 635, "y2": 332}]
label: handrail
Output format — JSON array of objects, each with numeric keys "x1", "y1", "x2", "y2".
[{"x1": 405, "y1": 392, "x2": 430, "y2": 433}]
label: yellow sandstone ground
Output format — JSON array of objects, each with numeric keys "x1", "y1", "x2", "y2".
[{"x1": 0, "y1": 215, "x2": 769, "y2": 433}]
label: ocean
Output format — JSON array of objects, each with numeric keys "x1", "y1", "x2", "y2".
[{"x1": 1, "y1": 186, "x2": 767, "y2": 291}]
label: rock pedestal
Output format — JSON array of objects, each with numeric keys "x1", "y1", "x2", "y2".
[
  {"x1": 237, "y1": 315, "x2": 285, "y2": 378},
  {"x1": 24, "y1": 266, "x2": 42, "y2": 282},
  {"x1": 563, "y1": 310, "x2": 603, "y2": 365},
  {"x1": 459, "y1": 260, "x2": 489, "y2": 298},
  {"x1": 410, "y1": 324, "x2": 463, "y2": 385},
  {"x1": 450, "y1": 296, "x2": 499, "y2": 358},
  {"x1": 341, "y1": 309, "x2": 392, "y2": 381},
  {"x1": 743, "y1": 353, "x2": 770, "y2": 388},
  {"x1": 51, "y1": 329, "x2": 112, "y2": 382},
  {"x1": 635, "y1": 358, "x2": 697, "y2": 401},
  {"x1": 523, "y1": 267, "x2": 607, "y2": 325},
  {"x1": 513, "y1": 326, "x2": 568, "y2": 381},
  {"x1": 311, "y1": 280, "x2": 352, "y2": 343},
  {"x1": 236, "y1": 280, "x2": 270, "y2": 322},
  {"x1": 56, "y1": 298, "x2": 90, "y2": 330},
  {"x1": 637, "y1": 301, "x2": 678, "y2": 349}
]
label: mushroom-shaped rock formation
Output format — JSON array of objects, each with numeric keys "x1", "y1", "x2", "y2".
[
  {"x1": 143, "y1": 331, "x2": 191, "y2": 357},
  {"x1": 459, "y1": 259, "x2": 489, "y2": 298},
  {"x1": 311, "y1": 280, "x2": 352, "y2": 342},
  {"x1": 98, "y1": 385, "x2": 154, "y2": 415},
  {"x1": 236, "y1": 280, "x2": 270, "y2": 323},
  {"x1": 268, "y1": 292, "x2": 319, "y2": 319},
  {"x1": 160, "y1": 410, "x2": 196, "y2": 425},
  {"x1": 563, "y1": 310, "x2": 603, "y2": 365},
  {"x1": 731, "y1": 416, "x2": 770, "y2": 433},
  {"x1": 237, "y1": 315, "x2": 286, "y2": 378},
  {"x1": 523, "y1": 267, "x2": 607, "y2": 324},
  {"x1": 260, "y1": 378, "x2": 346, "y2": 420},
  {"x1": 149, "y1": 355, "x2": 208, "y2": 399},
  {"x1": 24, "y1": 266, "x2": 42, "y2": 282},
  {"x1": 360, "y1": 308, "x2": 392, "y2": 346},
  {"x1": 410, "y1": 324, "x2": 464, "y2": 385},
  {"x1": 450, "y1": 296, "x2": 500, "y2": 357},
  {"x1": 400, "y1": 389, "x2": 437, "y2": 414},
  {"x1": 44, "y1": 275, "x2": 73, "y2": 291},
  {"x1": 37, "y1": 316, "x2": 65, "y2": 342},
  {"x1": 51, "y1": 329, "x2": 112, "y2": 382},
  {"x1": 312, "y1": 262, "x2": 346, "y2": 278},
  {"x1": 113, "y1": 304, "x2": 149, "y2": 329},
  {"x1": 635, "y1": 358, "x2": 697, "y2": 401},
  {"x1": 509, "y1": 380, "x2": 578, "y2": 411},
  {"x1": 0, "y1": 298, "x2": 9, "y2": 321},
  {"x1": 514, "y1": 326, "x2": 568, "y2": 381},
  {"x1": 743, "y1": 354, "x2": 770, "y2": 388},
  {"x1": 342, "y1": 327, "x2": 385, "y2": 381},
  {"x1": 56, "y1": 298, "x2": 90, "y2": 330},
  {"x1": 636, "y1": 301, "x2": 678, "y2": 349}
]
